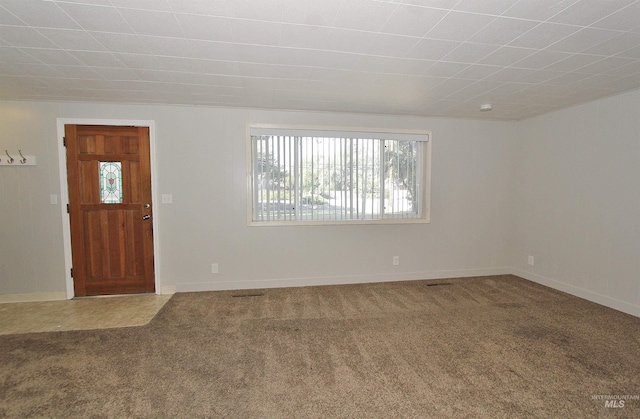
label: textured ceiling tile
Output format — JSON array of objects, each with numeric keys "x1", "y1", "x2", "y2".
[
  {"x1": 482, "y1": 82, "x2": 532, "y2": 101},
  {"x1": 543, "y1": 71, "x2": 594, "y2": 86},
  {"x1": 426, "y1": 11, "x2": 495, "y2": 42},
  {"x1": 0, "y1": 5, "x2": 27, "y2": 25},
  {"x1": 549, "y1": 0, "x2": 636, "y2": 26},
  {"x1": 279, "y1": 23, "x2": 330, "y2": 49},
  {"x1": 226, "y1": 0, "x2": 284, "y2": 22},
  {"x1": 37, "y1": 28, "x2": 106, "y2": 51},
  {"x1": 0, "y1": 0, "x2": 638, "y2": 120},
  {"x1": 109, "y1": 0, "x2": 173, "y2": 12},
  {"x1": 406, "y1": 38, "x2": 461, "y2": 60},
  {"x1": 441, "y1": 42, "x2": 499, "y2": 64},
  {"x1": 591, "y1": 1, "x2": 640, "y2": 31},
  {"x1": 515, "y1": 69, "x2": 564, "y2": 84},
  {"x1": 605, "y1": 60, "x2": 640, "y2": 76},
  {"x1": 133, "y1": 69, "x2": 177, "y2": 83},
  {"x1": 507, "y1": 22, "x2": 580, "y2": 49},
  {"x1": 332, "y1": 0, "x2": 398, "y2": 31},
  {"x1": 174, "y1": 13, "x2": 233, "y2": 42},
  {"x1": 252, "y1": 63, "x2": 313, "y2": 80},
  {"x1": 447, "y1": 80, "x2": 504, "y2": 101},
  {"x1": 57, "y1": 3, "x2": 135, "y2": 33},
  {"x1": 113, "y1": 53, "x2": 161, "y2": 70},
  {"x1": 469, "y1": 17, "x2": 538, "y2": 45},
  {"x1": 179, "y1": 39, "x2": 238, "y2": 61},
  {"x1": 583, "y1": 32, "x2": 640, "y2": 56},
  {"x1": 478, "y1": 46, "x2": 535, "y2": 66},
  {"x1": 512, "y1": 50, "x2": 572, "y2": 70},
  {"x1": 323, "y1": 28, "x2": 373, "y2": 54},
  {"x1": 396, "y1": 0, "x2": 459, "y2": 9},
  {"x1": 485, "y1": 67, "x2": 538, "y2": 83},
  {"x1": 0, "y1": 63, "x2": 21, "y2": 76},
  {"x1": 616, "y1": 45, "x2": 640, "y2": 60},
  {"x1": 152, "y1": 56, "x2": 205, "y2": 73},
  {"x1": 427, "y1": 77, "x2": 476, "y2": 97},
  {"x1": 280, "y1": 0, "x2": 342, "y2": 26},
  {"x1": 547, "y1": 27, "x2": 621, "y2": 53},
  {"x1": 0, "y1": 0, "x2": 81, "y2": 29},
  {"x1": 136, "y1": 36, "x2": 197, "y2": 57},
  {"x1": 355, "y1": 55, "x2": 401, "y2": 73},
  {"x1": 454, "y1": 64, "x2": 501, "y2": 80},
  {"x1": 577, "y1": 56, "x2": 637, "y2": 74},
  {"x1": 90, "y1": 32, "x2": 148, "y2": 54},
  {"x1": 71, "y1": 51, "x2": 125, "y2": 68},
  {"x1": 365, "y1": 33, "x2": 420, "y2": 58},
  {"x1": 542, "y1": 54, "x2": 604, "y2": 72},
  {"x1": 392, "y1": 58, "x2": 435, "y2": 75},
  {"x1": 230, "y1": 19, "x2": 282, "y2": 46},
  {"x1": 91, "y1": 66, "x2": 141, "y2": 80},
  {"x1": 49, "y1": 65, "x2": 104, "y2": 79},
  {"x1": 281, "y1": 49, "x2": 361, "y2": 70},
  {"x1": 24, "y1": 48, "x2": 82, "y2": 66},
  {"x1": 166, "y1": 0, "x2": 228, "y2": 16},
  {"x1": 501, "y1": 0, "x2": 577, "y2": 21},
  {"x1": 235, "y1": 44, "x2": 282, "y2": 65},
  {"x1": 454, "y1": 0, "x2": 514, "y2": 15},
  {"x1": 118, "y1": 8, "x2": 183, "y2": 37},
  {"x1": 0, "y1": 46, "x2": 42, "y2": 64},
  {"x1": 10, "y1": 62, "x2": 62, "y2": 77},
  {"x1": 425, "y1": 61, "x2": 469, "y2": 77},
  {"x1": 0, "y1": 26, "x2": 58, "y2": 48},
  {"x1": 381, "y1": 5, "x2": 448, "y2": 37}
]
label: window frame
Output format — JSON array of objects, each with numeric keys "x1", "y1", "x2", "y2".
[{"x1": 246, "y1": 124, "x2": 431, "y2": 226}]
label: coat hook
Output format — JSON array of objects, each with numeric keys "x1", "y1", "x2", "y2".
[
  {"x1": 18, "y1": 150, "x2": 27, "y2": 164},
  {"x1": 4, "y1": 150, "x2": 14, "y2": 164}
]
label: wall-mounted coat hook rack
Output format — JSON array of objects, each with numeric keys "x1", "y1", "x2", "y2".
[{"x1": 0, "y1": 149, "x2": 36, "y2": 166}]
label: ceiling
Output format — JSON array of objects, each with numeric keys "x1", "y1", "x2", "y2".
[{"x1": 1, "y1": 0, "x2": 640, "y2": 121}]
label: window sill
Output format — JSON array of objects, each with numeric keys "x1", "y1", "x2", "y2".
[{"x1": 248, "y1": 218, "x2": 430, "y2": 227}]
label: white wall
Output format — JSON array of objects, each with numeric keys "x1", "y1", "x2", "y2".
[
  {"x1": 0, "y1": 100, "x2": 516, "y2": 300},
  {"x1": 512, "y1": 89, "x2": 640, "y2": 316}
]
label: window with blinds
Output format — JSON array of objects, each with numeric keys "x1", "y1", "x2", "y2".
[{"x1": 249, "y1": 127, "x2": 430, "y2": 225}]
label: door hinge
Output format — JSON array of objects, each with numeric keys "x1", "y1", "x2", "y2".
[
  {"x1": 63, "y1": 137, "x2": 66, "y2": 147},
  {"x1": 70, "y1": 268, "x2": 73, "y2": 277},
  {"x1": 66, "y1": 204, "x2": 69, "y2": 214}
]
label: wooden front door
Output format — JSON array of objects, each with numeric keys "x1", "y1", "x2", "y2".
[{"x1": 65, "y1": 125, "x2": 155, "y2": 296}]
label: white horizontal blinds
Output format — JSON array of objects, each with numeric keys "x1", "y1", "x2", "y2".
[{"x1": 251, "y1": 128, "x2": 424, "y2": 222}]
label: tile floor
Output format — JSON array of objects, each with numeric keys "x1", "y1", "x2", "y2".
[{"x1": 0, "y1": 294, "x2": 172, "y2": 335}]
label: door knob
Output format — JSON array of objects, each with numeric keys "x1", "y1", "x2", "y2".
[
  {"x1": 144, "y1": 203, "x2": 150, "y2": 209},
  {"x1": 142, "y1": 214, "x2": 150, "y2": 220}
]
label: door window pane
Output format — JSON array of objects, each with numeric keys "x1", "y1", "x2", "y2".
[{"x1": 99, "y1": 161, "x2": 123, "y2": 204}]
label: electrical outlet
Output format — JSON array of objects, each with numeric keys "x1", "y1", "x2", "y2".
[
  {"x1": 528, "y1": 255, "x2": 534, "y2": 266},
  {"x1": 211, "y1": 263, "x2": 218, "y2": 274},
  {"x1": 393, "y1": 256, "x2": 399, "y2": 266}
]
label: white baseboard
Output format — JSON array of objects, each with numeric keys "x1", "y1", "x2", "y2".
[
  {"x1": 5, "y1": 268, "x2": 636, "y2": 319},
  {"x1": 0, "y1": 292, "x2": 67, "y2": 304},
  {"x1": 512, "y1": 268, "x2": 640, "y2": 318},
  {"x1": 174, "y1": 267, "x2": 512, "y2": 293}
]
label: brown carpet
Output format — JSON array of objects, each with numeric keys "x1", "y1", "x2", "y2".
[{"x1": 1, "y1": 275, "x2": 638, "y2": 418}]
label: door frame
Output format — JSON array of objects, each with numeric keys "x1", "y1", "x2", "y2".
[{"x1": 57, "y1": 118, "x2": 161, "y2": 299}]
